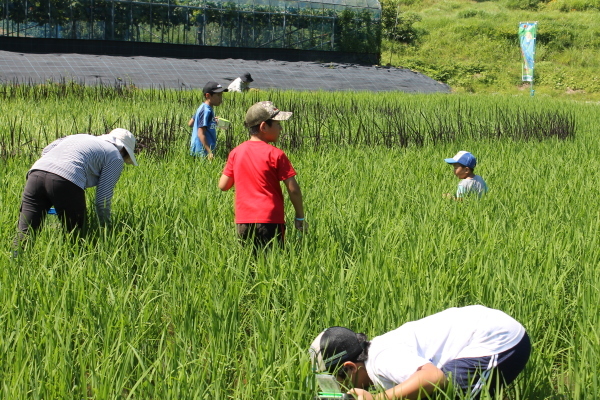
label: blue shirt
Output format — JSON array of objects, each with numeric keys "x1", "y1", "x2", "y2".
[{"x1": 190, "y1": 103, "x2": 217, "y2": 156}]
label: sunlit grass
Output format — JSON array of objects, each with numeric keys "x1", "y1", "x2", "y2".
[{"x1": 0, "y1": 87, "x2": 598, "y2": 398}]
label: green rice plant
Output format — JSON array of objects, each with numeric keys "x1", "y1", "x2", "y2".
[
  {"x1": 0, "y1": 88, "x2": 599, "y2": 399},
  {"x1": 0, "y1": 83, "x2": 578, "y2": 161}
]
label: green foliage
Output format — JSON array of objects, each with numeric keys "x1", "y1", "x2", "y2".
[
  {"x1": 451, "y1": 22, "x2": 517, "y2": 43},
  {"x1": 535, "y1": 62, "x2": 600, "y2": 92},
  {"x1": 380, "y1": 0, "x2": 600, "y2": 98},
  {"x1": 457, "y1": 8, "x2": 489, "y2": 18},
  {"x1": 0, "y1": 0, "x2": 381, "y2": 54},
  {"x1": 335, "y1": 9, "x2": 381, "y2": 54},
  {"x1": 395, "y1": 0, "x2": 422, "y2": 6},
  {"x1": 1, "y1": 88, "x2": 600, "y2": 398},
  {"x1": 554, "y1": 0, "x2": 600, "y2": 11},
  {"x1": 0, "y1": 83, "x2": 576, "y2": 160},
  {"x1": 381, "y1": 1, "x2": 423, "y2": 43},
  {"x1": 505, "y1": 0, "x2": 546, "y2": 10},
  {"x1": 536, "y1": 23, "x2": 576, "y2": 50}
]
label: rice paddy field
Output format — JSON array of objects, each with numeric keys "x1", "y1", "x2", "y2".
[{"x1": 0, "y1": 84, "x2": 599, "y2": 399}]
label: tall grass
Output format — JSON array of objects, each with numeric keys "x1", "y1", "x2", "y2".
[
  {"x1": 0, "y1": 87, "x2": 598, "y2": 399},
  {"x1": 0, "y1": 83, "x2": 577, "y2": 161}
]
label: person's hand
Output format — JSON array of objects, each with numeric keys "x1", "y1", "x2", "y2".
[
  {"x1": 207, "y1": 152, "x2": 214, "y2": 161},
  {"x1": 347, "y1": 388, "x2": 374, "y2": 400},
  {"x1": 294, "y1": 218, "x2": 307, "y2": 233}
]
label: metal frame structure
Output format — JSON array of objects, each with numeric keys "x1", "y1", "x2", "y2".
[{"x1": 0, "y1": 0, "x2": 381, "y2": 55}]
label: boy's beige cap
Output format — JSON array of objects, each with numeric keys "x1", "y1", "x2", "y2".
[{"x1": 245, "y1": 101, "x2": 292, "y2": 128}]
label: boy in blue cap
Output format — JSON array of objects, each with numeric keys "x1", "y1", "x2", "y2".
[{"x1": 443, "y1": 151, "x2": 488, "y2": 199}]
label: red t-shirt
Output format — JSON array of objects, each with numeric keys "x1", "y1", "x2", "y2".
[{"x1": 223, "y1": 140, "x2": 296, "y2": 224}]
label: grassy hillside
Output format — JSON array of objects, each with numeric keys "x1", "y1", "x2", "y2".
[{"x1": 380, "y1": 0, "x2": 600, "y2": 99}]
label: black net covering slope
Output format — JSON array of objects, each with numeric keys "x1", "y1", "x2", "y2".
[{"x1": 0, "y1": 50, "x2": 451, "y2": 93}]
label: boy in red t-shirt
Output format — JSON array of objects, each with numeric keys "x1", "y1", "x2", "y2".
[{"x1": 218, "y1": 101, "x2": 306, "y2": 248}]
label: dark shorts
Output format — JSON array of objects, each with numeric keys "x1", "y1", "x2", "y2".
[
  {"x1": 236, "y1": 223, "x2": 285, "y2": 248},
  {"x1": 441, "y1": 332, "x2": 531, "y2": 399}
]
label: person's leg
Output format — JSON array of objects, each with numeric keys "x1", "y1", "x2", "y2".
[
  {"x1": 254, "y1": 223, "x2": 284, "y2": 248},
  {"x1": 237, "y1": 223, "x2": 255, "y2": 244},
  {"x1": 236, "y1": 223, "x2": 285, "y2": 251},
  {"x1": 488, "y1": 332, "x2": 532, "y2": 397},
  {"x1": 277, "y1": 223, "x2": 286, "y2": 243},
  {"x1": 15, "y1": 170, "x2": 52, "y2": 246},
  {"x1": 441, "y1": 356, "x2": 491, "y2": 400},
  {"x1": 46, "y1": 173, "x2": 86, "y2": 232},
  {"x1": 441, "y1": 333, "x2": 531, "y2": 399}
]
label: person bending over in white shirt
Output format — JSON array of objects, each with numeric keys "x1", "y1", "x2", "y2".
[
  {"x1": 310, "y1": 305, "x2": 530, "y2": 400},
  {"x1": 227, "y1": 72, "x2": 253, "y2": 93}
]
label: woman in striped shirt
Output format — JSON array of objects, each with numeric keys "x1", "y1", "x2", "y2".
[{"x1": 15, "y1": 128, "x2": 138, "y2": 245}]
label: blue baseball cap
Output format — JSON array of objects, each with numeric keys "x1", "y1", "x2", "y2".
[{"x1": 445, "y1": 151, "x2": 477, "y2": 169}]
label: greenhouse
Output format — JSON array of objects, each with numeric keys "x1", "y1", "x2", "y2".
[{"x1": 0, "y1": 0, "x2": 381, "y2": 56}]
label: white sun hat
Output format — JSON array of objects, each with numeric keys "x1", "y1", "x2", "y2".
[{"x1": 103, "y1": 128, "x2": 138, "y2": 166}]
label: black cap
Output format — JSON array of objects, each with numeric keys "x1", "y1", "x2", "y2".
[
  {"x1": 309, "y1": 327, "x2": 364, "y2": 373},
  {"x1": 241, "y1": 72, "x2": 254, "y2": 83},
  {"x1": 203, "y1": 81, "x2": 228, "y2": 95}
]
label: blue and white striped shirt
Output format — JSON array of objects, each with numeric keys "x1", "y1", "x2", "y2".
[{"x1": 30, "y1": 134, "x2": 125, "y2": 224}]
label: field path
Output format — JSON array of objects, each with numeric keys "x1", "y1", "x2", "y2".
[{"x1": 0, "y1": 50, "x2": 450, "y2": 93}]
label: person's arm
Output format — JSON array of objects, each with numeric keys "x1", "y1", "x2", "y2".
[
  {"x1": 443, "y1": 183, "x2": 465, "y2": 201},
  {"x1": 455, "y1": 184, "x2": 466, "y2": 199},
  {"x1": 442, "y1": 193, "x2": 463, "y2": 201},
  {"x1": 188, "y1": 117, "x2": 195, "y2": 127},
  {"x1": 349, "y1": 364, "x2": 447, "y2": 400},
  {"x1": 197, "y1": 126, "x2": 214, "y2": 160},
  {"x1": 95, "y1": 158, "x2": 125, "y2": 226},
  {"x1": 283, "y1": 176, "x2": 305, "y2": 231},
  {"x1": 218, "y1": 174, "x2": 234, "y2": 191}
]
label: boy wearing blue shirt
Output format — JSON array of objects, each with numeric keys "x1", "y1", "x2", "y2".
[
  {"x1": 190, "y1": 81, "x2": 227, "y2": 159},
  {"x1": 444, "y1": 151, "x2": 488, "y2": 199}
]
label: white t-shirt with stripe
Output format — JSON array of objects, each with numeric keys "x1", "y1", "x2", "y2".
[{"x1": 365, "y1": 305, "x2": 525, "y2": 390}]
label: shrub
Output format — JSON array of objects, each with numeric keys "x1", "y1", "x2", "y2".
[
  {"x1": 381, "y1": 2, "x2": 423, "y2": 44},
  {"x1": 457, "y1": 9, "x2": 477, "y2": 18},
  {"x1": 555, "y1": 0, "x2": 600, "y2": 11},
  {"x1": 537, "y1": 24, "x2": 576, "y2": 51},
  {"x1": 505, "y1": 0, "x2": 548, "y2": 10}
]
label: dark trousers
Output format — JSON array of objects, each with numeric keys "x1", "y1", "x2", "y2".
[
  {"x1": 15, "y1": 170, "x2": 86, "y2": 244},
  {"x1": 236, "y1": 223, "x2": 285, "y2": 249}
]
